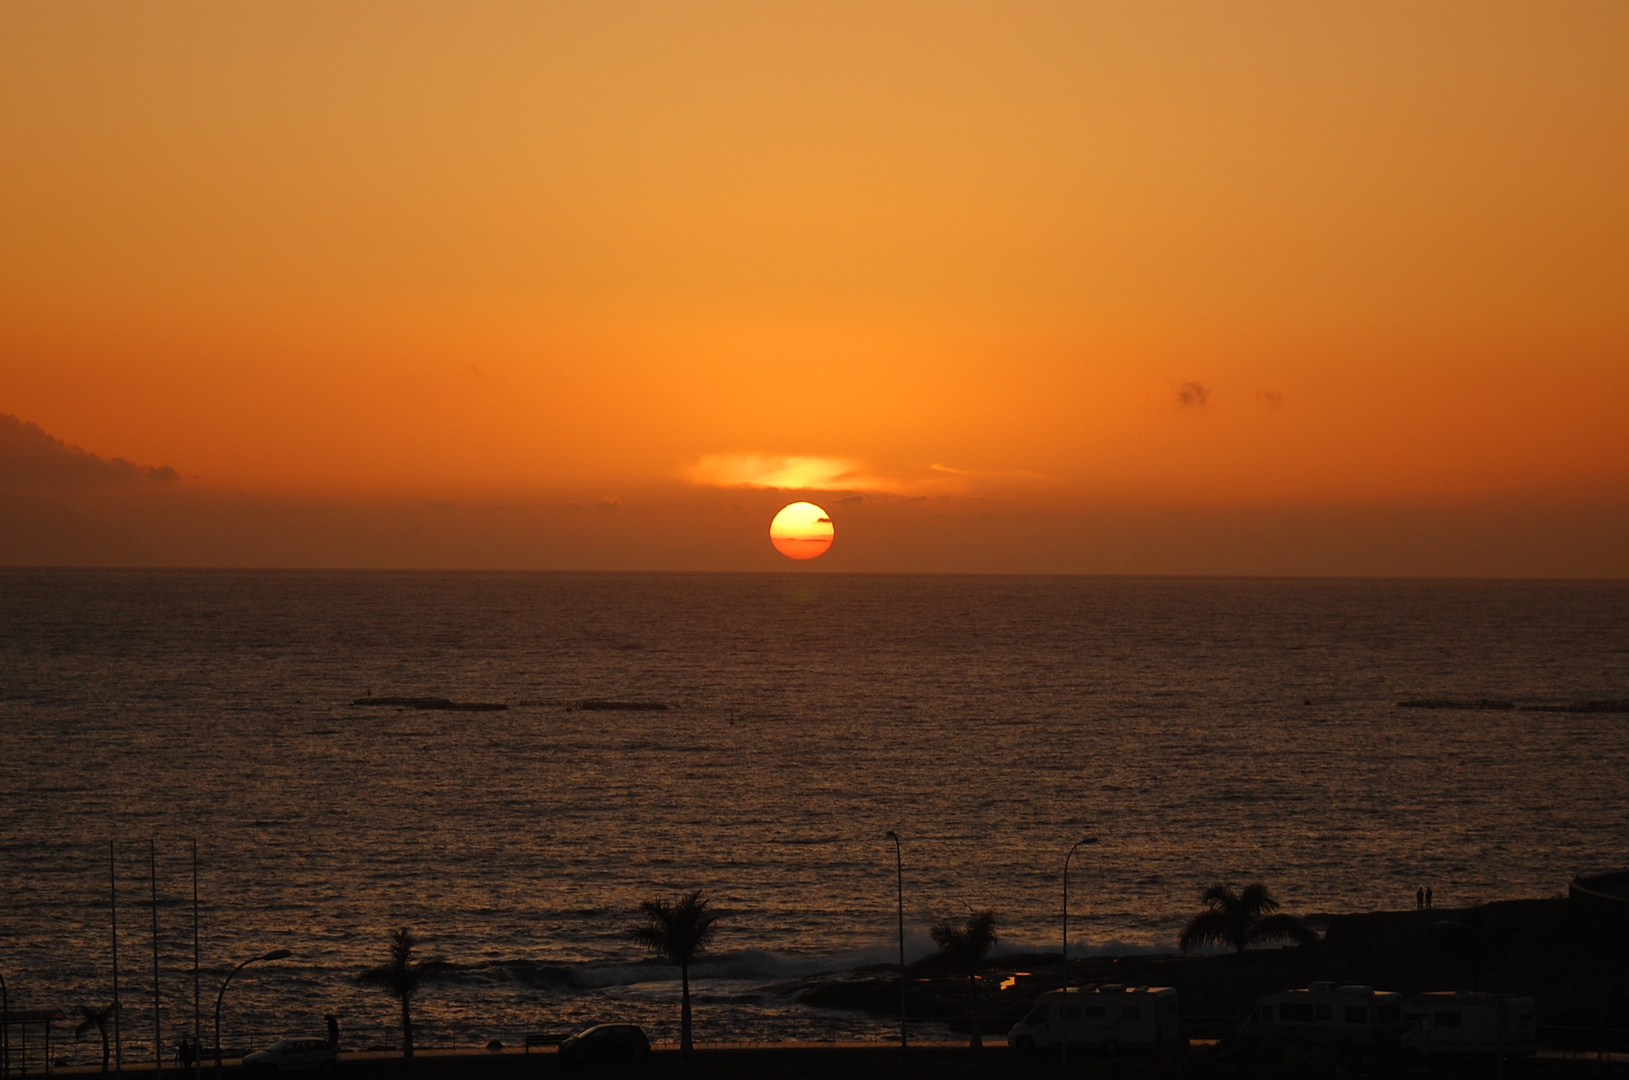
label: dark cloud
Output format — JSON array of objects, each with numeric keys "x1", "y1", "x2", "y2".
[
  {"x1": 595, "y1": 496, "x2": 621, "y2": 510},
  {"x1": 838, "y1": 493, "x2": 864, "y2": 504},
  {"x1": 1177, "y1": 381, "x2": 1209, "y2": 407},
  {"x1": 817, "y1": 516, "x2": 831, "y2": 523},
  {"x1": 1258, "y1": 390, "x2": 1285, "y2": 409},
  {"x1": 0, "y1": 414, "x2": 179, "y2": 490}
]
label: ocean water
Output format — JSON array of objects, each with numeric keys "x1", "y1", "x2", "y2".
[{"x1": 2, "y1": 571, "x2": 1627, "y2": 1059}]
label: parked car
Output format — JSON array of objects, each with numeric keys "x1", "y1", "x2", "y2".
[
  {"x1": 557, "y1": 1024, "x2": 651, "y2": 1065},
  {"x1": 242, "y1": 1038, "x2": 336, "y2": 1074},
  {"x1": 1007, "y1": 985, "x2": 1182, "y2": 1054}
]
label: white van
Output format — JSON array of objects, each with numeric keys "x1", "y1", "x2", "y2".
[
  {"x1": 1007, "y1": 985, "x2": 1182, "y2": 1053},
  {"x1": 1247, "y1": 983, "x2": 1405, "y2": 1048},
  {"x1": 1400, "y1": 993, "x2": 1536, "y2": 1057}
]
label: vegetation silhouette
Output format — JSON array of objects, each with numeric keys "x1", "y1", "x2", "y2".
[
  {"x1": 629, "y1": 890, "x2": 718, "y2": 1053},
  {"x1": 1179, "y1": 883, "x2": 1315, "y2": 1018},
  {"x1": 74, "y1": 1004, "x2": 115, "y2": 1073},
  {"x1": 929, "y1": 910, "x2": 1000, "y2": 1051},
  {"x1": 358, "y1": 928, "x2": 450, "y2": 1059}
]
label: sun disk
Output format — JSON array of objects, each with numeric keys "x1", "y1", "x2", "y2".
[{"x1": 769, "y1": 502, "x2": 834, "y2": 560}]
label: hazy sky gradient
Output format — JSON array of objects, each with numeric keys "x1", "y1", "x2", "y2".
[{"x1": 3, "y1": 2, "x2": 1626, "y2": 571}]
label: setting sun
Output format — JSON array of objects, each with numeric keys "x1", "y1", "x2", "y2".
[{"x1": 769, "y1": 502, "x2": 834, "y2": 561}]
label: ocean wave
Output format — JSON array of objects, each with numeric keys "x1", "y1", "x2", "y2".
[{"x1": 435, "y1": 937, "x2": 1173, "y2": 994}]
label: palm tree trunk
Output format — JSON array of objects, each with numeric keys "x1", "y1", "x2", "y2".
[
  {"x1": 968, "y1": 973, "x2": 982, "y2": 1052},
  {"x1": 1235, "y1": 947, "x2": 1246, "y2": 1023},
  {"x1": 400, "y1": 994, "x2": 414, "y2": 1059},
  {"x1": 680, "y1": 964, "x2": 693, "y2": 1053}
]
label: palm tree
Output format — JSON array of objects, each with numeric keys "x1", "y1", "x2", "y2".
[
  {"x1": 1179, "y1": 883, "x2": 1316, "y2": 1018},
  {"x1": 74, "y1": 1004, "x2": 115, "y2": 1073},
  {"x1": 930, "y1": 910, "x2": 1000, "y2": 1051},
  {"x1": 629, "y1": 890, "x2": 718, "y2": 1053},
  {"x1": 358, "y1": 928, "x2": 449, "y2": 1059}
]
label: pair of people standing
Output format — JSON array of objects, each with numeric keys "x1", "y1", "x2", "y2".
[{"x1": 1415, "y1": 885, "x2": 1434, "y2": 910}]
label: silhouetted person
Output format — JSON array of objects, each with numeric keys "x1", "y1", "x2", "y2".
[
  {"x1": 327, "y1": 1014, "x2": 340, "y2": 1051},
  {"x1": 1416, "y1": 887, "x2": 1424, "y2": 910},
  {"x1": 1426, "y1": 886, "x2": 1433, "y2": 909},
  {"x1": 176, "y1": 1037, "x2": 193, "y2": 1068}
]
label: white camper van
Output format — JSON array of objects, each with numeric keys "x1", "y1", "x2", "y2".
[
  {"x1": 1399, "y1": 993, "x2": 1536, "y2": 1058},
  {"x1": 1248, "y1": 983, "x2": 1405, "y2": 1047},
  {"x1": 1007, "y1": 985, "x2": 1182, "y2": 1053}
]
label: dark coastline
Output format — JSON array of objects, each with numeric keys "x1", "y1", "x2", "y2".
[
  {"x1": 786, "y1": 896, "x2": 1629, "y2": 1049},
  {"x1": 32, "y1": 897, "x2": 1628, "y2": 1079}
]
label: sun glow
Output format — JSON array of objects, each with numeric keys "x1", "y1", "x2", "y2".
[{"x1": 769, "y1": 502, "x2": 834, "y2": 561}]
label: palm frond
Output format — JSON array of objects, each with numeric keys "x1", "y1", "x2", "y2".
[
  {"x1": 628, "y1": 925, "x2": 668, "y2": 952},
  {"x1": 1199, "y1": 884, "x2": 1241, "y2": 913},
  {"x1": 74, "y1": 1004, "x2": 112, "y2": 1038},
  {"x1": 389, "y1": 927, "x2": 417, "y2": 964},
  {"x1": 1239, "y1": 882, "x2": 1280, "y2": 918},
  {"x1": 637, "y1": 898, "x2": 673, "y2": 921},
  {"x1": 358, "y1": 927, "x2": 448, "y2": 997},
  {"x1": 629, "y1": 890, "x2": 717, "y2": 967},
  {"x1": 930, "y1": 910, "x2": 1000, "y2": 974},
  {"x1": 1179, "y1": 908, "x2": 1238, "y2": 952}
]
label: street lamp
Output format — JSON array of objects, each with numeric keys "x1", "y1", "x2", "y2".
[
  {"x1": 884, "y1": 831, "x2": 906, "y2": 1050},
  {"x1": 214, "y1": 950, "x2": 291, "y2": 1078},
  {"x1": 1062, "y1": 835, "x2": 1099, "y2": 1066},
  {"x1": 2, "y1": 965, "x2": 9, "y2": 1077}
]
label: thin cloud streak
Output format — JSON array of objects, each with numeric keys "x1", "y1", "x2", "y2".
[
  {"x1": 930, "y1": 463, "x2": 1054, "y2": 485},
  {"x1": 685, "y1": 454, "x2": 913, "y2": 493},
  {"x1": 685, "y1": 453, "x2": 1055, "y2": 496}
]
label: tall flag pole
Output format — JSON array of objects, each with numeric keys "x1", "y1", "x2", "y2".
[
  {"x1": 193, "y1": 839, "x2": 202, "y2": 1080},
  {"x1": 151, "y1": 840, "x2": 162, "y2": 1079},
  {"x1": 111, "y1": 841, "x2": 122, "y2": 1075}
]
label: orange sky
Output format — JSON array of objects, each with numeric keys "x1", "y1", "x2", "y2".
[{"x1": 2, "y1": 2, "x2": 1627, "y2": 572}]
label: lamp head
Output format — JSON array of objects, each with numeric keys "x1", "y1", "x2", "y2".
[
  {"x1": 885, "y1": 830, "x2": 897, "y2": 840},
  {"x1": 260, "y1": 949, "x2": 293, "y2": 962},
  {"x1": 1078, "y1": 836, "x2": 1100, "y2": 846}
]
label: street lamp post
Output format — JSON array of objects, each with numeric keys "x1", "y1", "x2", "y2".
[
  {"x1": 213, "y1": 950, "x2": 291, "y2": 1079},
  {"x1": 2, "y1": 965, "x2": 9, "y2": 1077},
  {"x1": 884, "y1": 831, "x2": 906, "y2": 1050},
  {"x1": 1061, "y1": 835, "x2": 1099, "y2": 1066}
]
